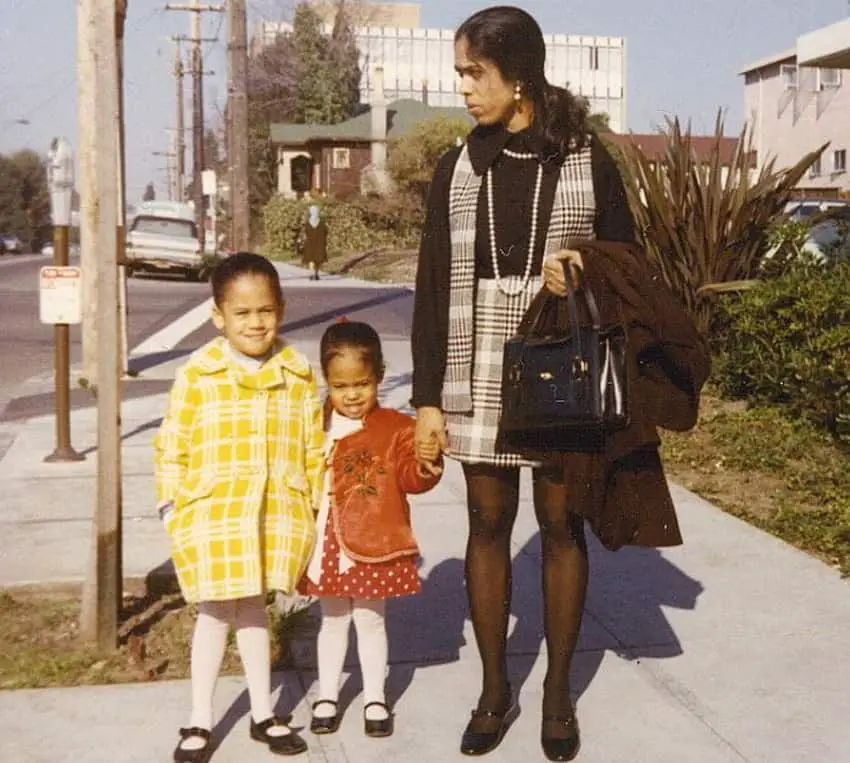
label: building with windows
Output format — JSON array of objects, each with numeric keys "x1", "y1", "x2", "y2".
[
  {"x1": 255, "y1": 2, "x2": 627, "y2": 131},
  {"x1": 739, "y1": 18, "x2": 850, "y2": 193}
]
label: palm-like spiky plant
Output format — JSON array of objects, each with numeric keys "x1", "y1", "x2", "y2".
[{"x1": 617, "y1": 113, "x2": 827, "y2": 333}]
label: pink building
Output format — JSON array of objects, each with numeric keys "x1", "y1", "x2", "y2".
[{"x1": 739, "y1": 19, "x2": 850, "y2": 194}]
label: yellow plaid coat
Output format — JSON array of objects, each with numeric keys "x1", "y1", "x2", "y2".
[{"x1": 154, "y1": 337, "x2": 324, "y2": 603}]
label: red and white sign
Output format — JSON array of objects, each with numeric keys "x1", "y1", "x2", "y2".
[{"x1": 39, "y1": 266, "x2": 82, "y2": 325}]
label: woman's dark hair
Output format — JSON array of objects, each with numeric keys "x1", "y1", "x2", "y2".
[
  {"x1": 456, "y1": 6, "x2": 591, "y2": 158},
  {"x1": 210, "y1": 251, "x2": 283, "y2": 306},
  {"x1": 319, "y1": 320, "x2": 385, "y2": 380}
]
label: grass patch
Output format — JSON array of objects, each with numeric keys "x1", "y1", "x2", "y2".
[
  {"x1": 661, "y1": 393, "x2": 850, "y2": 576},
  {"x1": 0, "y1": 583, "x2": 317, "y2": 690}
]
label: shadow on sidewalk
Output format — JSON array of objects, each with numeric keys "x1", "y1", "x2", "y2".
[
  {"x1": 506, "y1": 531, "x2": 704, "y2": 704},
  {"x1": 380, "y1": 531, "x2": 703, "y2": 713}
]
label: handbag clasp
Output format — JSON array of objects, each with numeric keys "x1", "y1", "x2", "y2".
[{"x1": 571, "y1": 357, "x2": 589, "y2": 379}]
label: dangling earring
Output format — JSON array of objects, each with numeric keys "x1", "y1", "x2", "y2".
[{"x1": 514, "y1": 82, "x2": 522, "y2": 104}]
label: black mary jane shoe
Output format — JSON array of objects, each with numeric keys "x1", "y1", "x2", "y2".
[
  {"x1": 460, "y1": 692, "x2": 515, "y2": 756},
  {"x1": 541, "y1": 712, "x2": 581, "y2": 762},
  {"x1": 310, "y1": 699, "x2": 341, "y2": 735},
  {"x1": 363, "y1": 701, "x2": 394, "y2": 738},
  {"x1": 249, "y1": 716, "x2": 308, "y2": 756},
  {"x1": 173, "y1": 727, "x2": 212, "y2": 763}
]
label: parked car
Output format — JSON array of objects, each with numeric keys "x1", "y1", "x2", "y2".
[
  {"x1": 767, "y1": 206, "x2": 850, "y2": 264},
  {"x1": 125, "y1": 214, "x2": 219, "y2": 280},
  {"x1": 0, "y1": 234, "x2": 25, "y2": 254}
]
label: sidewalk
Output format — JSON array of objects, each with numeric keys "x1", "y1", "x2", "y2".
[{"x1": 1, "y1": 263, "x2": 849, "y2": 762}]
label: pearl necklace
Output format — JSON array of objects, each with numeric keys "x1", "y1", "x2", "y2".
[{"x1": 486, "y1": 148, "x2": 543, "y2": 296}]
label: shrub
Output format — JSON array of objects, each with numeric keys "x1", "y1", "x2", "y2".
[
  {"x1": 715, "y1": 259, "x2": 850, "y2": 436},
  {"x1": 262, "y1": 194, "x2": 421, "y2": 258},
  {"x1": 388, "y1": 115, "x2": 471, "y2": 201}
]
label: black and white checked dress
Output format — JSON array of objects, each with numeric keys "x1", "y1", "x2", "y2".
[{"x1": 444, "y1": 134, "x2": 597, "y2": 467}]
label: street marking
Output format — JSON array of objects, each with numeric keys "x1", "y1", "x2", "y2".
[{"x1": 130, "y1": 297, "x2": 213, "y2": 358}]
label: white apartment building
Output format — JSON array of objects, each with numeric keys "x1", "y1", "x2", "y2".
[
  {"x1": 739, "y1": 18, "x2": 850, "y2": 193},
  {"x1": 256, "y1": 4, "x2": 627, "y2": 131}
]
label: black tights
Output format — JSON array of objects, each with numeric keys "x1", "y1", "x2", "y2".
[{"x1": 463, "y1": 463, "x2": 588, "y2": 720}]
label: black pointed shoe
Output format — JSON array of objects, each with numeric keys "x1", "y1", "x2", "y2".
[
  {"x1": 249, "y1": 716, "x2": 308, "y2": 756},
  {"x1": 541, "y1": 712, "x2": 580, "y2": 762},
  {"x1": 364, "y1": 701, "x2": 394, "y2": 737},
  {"x1": 310, "y1": 700, "x2": 341, "y2": 735},
  {"x1": 173, "y1": 727, "x2": 212, "y2": 763},
  {"x1": 460, "y1": 690, "x2": 515, "y2": 756}
]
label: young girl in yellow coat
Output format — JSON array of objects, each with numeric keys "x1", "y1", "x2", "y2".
[{"x1": 155, "y1": 252, "x2": 323, "y2": 762}]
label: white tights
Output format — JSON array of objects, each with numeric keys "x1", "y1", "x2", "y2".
[
  {"x1": 181, "y1": 595, "x2": 289, "y2": 750},
  {"x1": 314, "y1": 597, "x2": 389, "y2": 721}
]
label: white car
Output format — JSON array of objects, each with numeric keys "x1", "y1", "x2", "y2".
[{"x1": 125, "y1": 214, "x2": 218, "y2": 280}]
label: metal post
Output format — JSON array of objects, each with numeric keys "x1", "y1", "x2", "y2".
[{"x1": 45, "y1": 223, "x2": 84, "y2": 464}]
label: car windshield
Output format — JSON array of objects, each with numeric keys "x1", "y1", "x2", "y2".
[{"x1": 131, "y1": 216, "x2": 197, "y2": 238}]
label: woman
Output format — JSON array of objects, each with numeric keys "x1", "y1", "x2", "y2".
[
  {"x1": 411, "y1": 6, "x2": 636, "y2": 761},
  {"x1": 300, "y1": 204, "x2": 328, "y2": 280}
]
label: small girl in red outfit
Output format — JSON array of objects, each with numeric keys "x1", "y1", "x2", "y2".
[{"x1": 301, "y1": 320, "x2": 442, "y2": 739}]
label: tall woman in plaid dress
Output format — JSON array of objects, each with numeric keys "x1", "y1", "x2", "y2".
[
  {"x1": 411, "y1": 7, "x2": 635, "y2": 761},
  {"x1": 156, "y1": 253, "x2": 323, "y2": 761}
]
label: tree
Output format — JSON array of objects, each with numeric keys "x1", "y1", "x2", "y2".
[
  {"x1": 588, "y1": 111, "x2": 612, "y2": 133},
  {"x1": 142, "y1": 182, "x2": 156, "y2": 202},
  {"x1": 245, "y1": 1, "x2": 362, "y2": 219},
  {"x1": 0, "y1": 150, "x2": 50, "y2": 250},
  {"x1": 388, "y1": 116, "x2": 472, "y2": 201}
]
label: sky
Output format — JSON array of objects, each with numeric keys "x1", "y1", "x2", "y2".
[{"x1": 1, "y1": 0, "x2": 848, "y2": 202}]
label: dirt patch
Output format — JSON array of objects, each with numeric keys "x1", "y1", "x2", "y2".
[
  {"x1": 661, "y1": 394, "x2": 850, "y2": 574},
  {"x1": 0, "y1": 582, "x2": 318, "y2": 690},
  {"x1": 325, "y1": 248, "x2": 419, "y2": 284}
]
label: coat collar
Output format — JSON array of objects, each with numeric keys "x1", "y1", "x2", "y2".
[
  {"x1": 466, "y1": 123, "x2": 557, "y2": 176},
  {"x1": 193, "y1": 337, "x2": 311, "y2": 379}
]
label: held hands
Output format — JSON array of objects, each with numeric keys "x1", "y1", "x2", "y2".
[
  {"x1": 415, "y1": 406, "x2": 448, "y2": 477},
  {"x1": 542, "y1": 248, "x2": 583, "y2": 297}
]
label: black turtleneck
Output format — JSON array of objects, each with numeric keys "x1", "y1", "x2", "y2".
[{"x1": 411, "y1": 124, "x2": 636, "y2": 409}]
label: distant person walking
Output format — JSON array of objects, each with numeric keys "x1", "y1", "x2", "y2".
[{"x1": 300, "y1": 205, "x2": 328, "y2": 281}]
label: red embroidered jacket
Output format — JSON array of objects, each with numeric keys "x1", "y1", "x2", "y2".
[{"x1": 330, "y1": 407, "x2": 441, "y2": 563}]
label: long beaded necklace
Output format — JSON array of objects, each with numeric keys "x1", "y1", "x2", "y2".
[{"x1": 486, "y1": 147, "x2": 543, "y2": 297}]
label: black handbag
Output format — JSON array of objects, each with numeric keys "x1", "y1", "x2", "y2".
[{"x1": 499, "y1": 274, "x2": 629, "y2": 451}]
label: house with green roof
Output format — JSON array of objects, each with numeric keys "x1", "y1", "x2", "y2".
[{"x1": 270, "y1": 94, "x2": 470, "y2": 198}]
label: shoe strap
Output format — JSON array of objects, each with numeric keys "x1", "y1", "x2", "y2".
[
  {"x1": 312, "y1": 699, "x2": 339, "y2": 712},
  {"x1": 254, "y1": 715, "x2": 289, "y2": 733},
  {"x1": 363, "y1": 701, "x2": 391, "y2": 713},
  {"x1": 178, "y1": 726, "x2": 211, "y2": 740}
]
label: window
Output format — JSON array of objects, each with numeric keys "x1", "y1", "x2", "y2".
[
  {"x1": 818, "y1": 68, "x2": 842, "y2": 90},
  {"x1": 781, "y1": 64, "x2": 798, "y2": 90},
  {"x1": 834, "y1": 149, "x2": 847, "y2": 174},
  {"x1": 588, "y1": 46, "x2": 599, "y2": 71},
  {"x1": 808, "y1": 155, "x2": 822, "y2": 177},
  {"x1": 332, "y1": 148, "x2": 350, "y2": 170},
  {"x1": 130, "y1": 216, "x2": 197, "y2": 239}
]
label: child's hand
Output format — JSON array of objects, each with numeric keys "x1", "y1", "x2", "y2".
[
  {"x1": 417, "y1": 459, "x2": 443, "y2": 478},
  {"x1": 417, "y1": 433, "x2": 442, "y2": 464}
]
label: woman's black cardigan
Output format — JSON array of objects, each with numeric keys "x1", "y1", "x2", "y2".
[{"x1": 411, "y1": 125, "x2": 636, "y2": 409}]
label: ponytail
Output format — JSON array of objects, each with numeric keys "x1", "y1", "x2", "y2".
[{"x1": 535, "y1": 83, "x2": 591, "y2": 162}]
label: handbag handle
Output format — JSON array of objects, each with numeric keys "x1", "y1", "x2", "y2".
[{"x1": 518, "y1": 260, "x2": 601, "y2": 341}]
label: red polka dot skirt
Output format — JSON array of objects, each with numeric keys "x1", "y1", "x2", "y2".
[{"x1": 299, "y1": 510, "x2": 420, "y2": 600}]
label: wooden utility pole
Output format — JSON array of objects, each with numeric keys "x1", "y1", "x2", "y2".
[
  {"x1": 154, "y1": 149, "x2": 178, "y2": 200},
  {"x1": 165, "y1": 2, "x2": 223, "y2": 251},
  {"x1": 78, "y1": 0, "x2": 98, "y2": 387},
  {"x1": 172, "y1": 39, "x2": 186, "y2": 201},
  {"x1": 79, "y1": 0, "x2": 122, "y2": 653},
  {"x1": 227, "y1": 0, "x2": 250, "y2": 250},
  {"x1": 116, "y1": 0, "x2": 129, "y2": 379}
]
